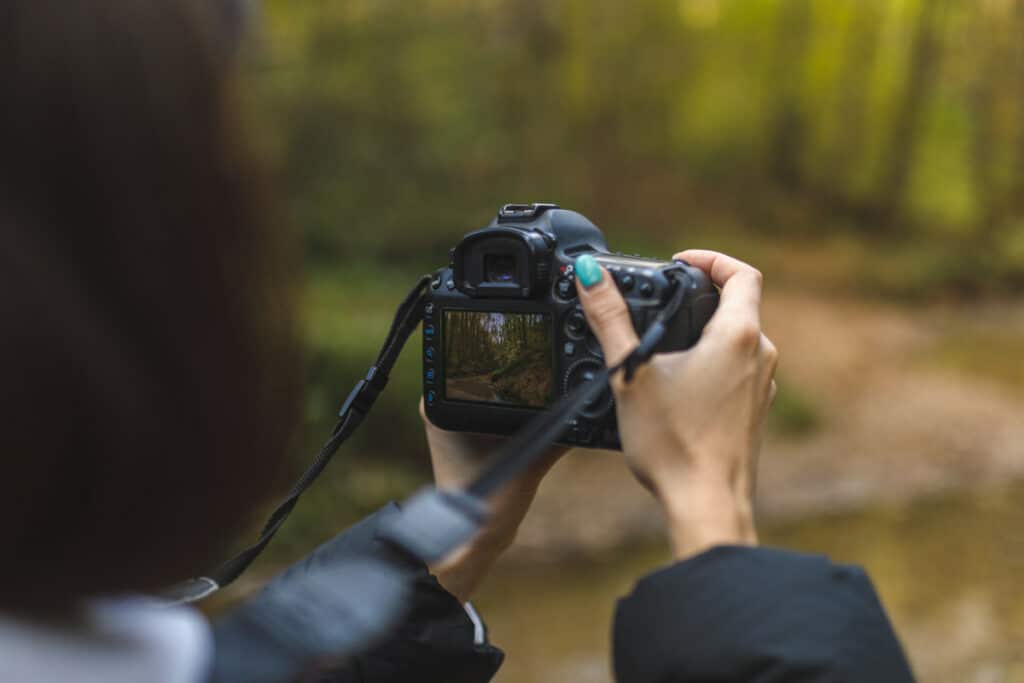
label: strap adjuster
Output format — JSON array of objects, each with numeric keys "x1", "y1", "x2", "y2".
[{"x1": 339, "y1": 366, "x2": 390, "y2": 417}]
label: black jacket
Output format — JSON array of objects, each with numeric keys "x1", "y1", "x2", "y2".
[
  {"x1": 613, "y1": 546, "x2": 915, "y2": 682},
  {"x1": 211, "y1": 505, "x2": 915, "y2": 682}
]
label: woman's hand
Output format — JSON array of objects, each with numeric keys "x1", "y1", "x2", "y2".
[
  {"x1": 574, "y1": 250, "x2": 777, "y2": 560},
  {"x1": 419, "y1": 399, "x2": 569, "y2": 602}
]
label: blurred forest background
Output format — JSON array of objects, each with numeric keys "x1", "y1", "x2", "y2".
[{"x1": 224, "y1": 1, "x2": 1024, "y2": 680}]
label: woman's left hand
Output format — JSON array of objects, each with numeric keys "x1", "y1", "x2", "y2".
[{"x1": 419, "y1": 399, "x2": 569, "y2": 602}]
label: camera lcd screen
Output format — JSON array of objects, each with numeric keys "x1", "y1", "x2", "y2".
[{"x1": 443, "y1": 310, "x2": 553, "y2": 409}]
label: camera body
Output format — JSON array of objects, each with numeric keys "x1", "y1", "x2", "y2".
[{"x1": 422, "y1": 203, "x2": 718, "y2": 450}]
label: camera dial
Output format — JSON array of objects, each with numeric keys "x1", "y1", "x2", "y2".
[
  {"x1": 563, "y1": 358, "x2": 614, "y2": 420},
  {"x1": 565, "y1": 309, "x2": 588, "y2": 339}
]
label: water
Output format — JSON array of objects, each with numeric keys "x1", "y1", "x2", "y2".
[{"x1": 474, "y1": 483, "x2": 1024, "y2": 683}]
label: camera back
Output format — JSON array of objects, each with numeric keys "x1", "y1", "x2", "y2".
[{"x1": 423, "y1": 203, "x2": 718, "y2": 449}]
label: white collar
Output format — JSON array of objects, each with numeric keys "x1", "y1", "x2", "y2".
[{"x1": 0, "y1": 597, "x2": 212, "y2": 683}]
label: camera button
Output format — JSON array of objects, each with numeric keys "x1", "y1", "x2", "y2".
[
  {"x1": 617, "y1": 273, "x2": 635, "y2": 292},
  {"x1": 555, "y1": 276, "x2": 576, "y2": 300},
  {"x1": 566, "y1": 311, "x2": 587, "y2": 338},
  {"x1": 426, "y1": 390, "x2": 437, "y2": 406},
  {"x1": 638, "y1": 280, "x2": 654, "y2": 297},
  {"x1": 564, "y1": 359, "x2": 613, "y2": 419},
  {"x1": 424, "y1": 303, "x2": 434, "y2": 316},
  {"x1": 425, "y1": 346, "x2": 435, "y2": 361},
  {"x1": 563, "y1": 341, "x2": 576, "y2": 357},
  {"x1": 424, "y1": 323, "x2": 436, "y2": 337},
  {"x1": 425, "y1": 368, "x2": 436, "y2": 383}
]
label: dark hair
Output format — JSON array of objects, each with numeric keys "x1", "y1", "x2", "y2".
[{"x1": 0, "y1": 0, "x2": 301, "y2": 610}]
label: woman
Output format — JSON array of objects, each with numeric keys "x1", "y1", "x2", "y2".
[{"x1": 0, "y1": 1, "x2": 915, "y2": 681}]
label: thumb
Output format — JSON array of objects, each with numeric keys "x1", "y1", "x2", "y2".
[{"x1": 574, "y1": 254, "x2": 639, "y2": 366}]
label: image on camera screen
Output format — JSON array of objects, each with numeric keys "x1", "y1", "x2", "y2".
[{"x1": 443, "y1": 311, "x2": 553, "y2": 409}]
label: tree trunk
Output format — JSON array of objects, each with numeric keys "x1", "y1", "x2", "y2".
[
  {"x1": 877, "y1": 0, "x2": 945, "y2": 225},
  {"x1": 767, "y1": 0, "x2": 814, "y2": 190},
  {"x1": 829, "y1": 2, "x2": 883, "y2": 197},
  {"x1": 967, "y1": 7, "x2": 999, "y2": 243}
]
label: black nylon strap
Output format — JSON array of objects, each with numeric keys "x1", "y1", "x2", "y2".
[
  {"x1": 388, "y1": 269, "x2": 691, "y2": 560},
  {"x1": 164, "y1": 274, "x2": 434, "y2": 603},
  {"x1": 465, "y1": 366, "x2": 611, "y2": 497},
  {"x1": 166, "y1": 268, "x2": 690, "y2": 603},
  {"x1": 466, "y1": 269, "x2": 688, "y2": 497}
]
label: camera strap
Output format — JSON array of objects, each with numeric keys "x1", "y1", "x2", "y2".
[
  {"x1": 163, "y1": 274, "x2": 435, "y2": 604},
  {"x1": 467, "y1": 267, "x2": 688, "y2": 495},
  {"x1": 165, "y1": 267, "x2": 690, "y2": 603},
  {"x1": 379, "y1": 268, "x2": 692, "y2": 562}
]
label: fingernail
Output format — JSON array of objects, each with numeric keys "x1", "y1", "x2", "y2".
[{"x1": 575, "y1": 254, "x2": 602, "y2": 288}]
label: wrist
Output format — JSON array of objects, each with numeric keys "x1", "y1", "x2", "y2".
[
  {"x1": 658, "y1": 478, "x2": 757, "y2": 561},
  {"x1": 429, "y1": 531, "x2": 510, "y2": 602}
]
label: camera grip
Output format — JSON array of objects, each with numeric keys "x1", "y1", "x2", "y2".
[{"x1": 649, "y1": 263, "x2": 719, "y2": 354}]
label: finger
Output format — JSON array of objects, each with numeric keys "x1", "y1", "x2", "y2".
[
  {"x1": 760, "y1": 334, "x2": 779, "y2": 374},
  {"x1": 757, "y1": 378, "x2": 778, "y2": 434},
  {"x1": 574, "y1": 255, "x2": 639, "y2": 366},
  {"x1": 761, "y1": 335, "x2": 778, "y2": 411},
  {"x1": 674, "y1": 249, "x2": 763, "y2": 331},
  {"x1": 673, "y1": 249, "x2": 759, "y2": 287}
]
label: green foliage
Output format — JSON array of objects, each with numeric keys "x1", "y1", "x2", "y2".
[
  {"x1": 262, "y1": 268, "x2": 432, "y2": 556},
  {"x1": 769, "y1": 382, "x2": 823, "y2": 438},
  {"x1": 249, "y1": 0, "x2": 1024, "y2": 295}
]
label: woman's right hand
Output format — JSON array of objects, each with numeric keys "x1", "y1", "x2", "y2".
[{"x1": 573, "y1": 250, "x2": 777, "y2": 561}]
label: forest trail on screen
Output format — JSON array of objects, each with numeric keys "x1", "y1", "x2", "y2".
[{"x1": 444, "y1": 311, "x2": 552, "y2": 407}]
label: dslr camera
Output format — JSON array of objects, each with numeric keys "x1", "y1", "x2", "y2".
[{"x1": 422, "y1": 203, "x2": 718, "y2": 449}]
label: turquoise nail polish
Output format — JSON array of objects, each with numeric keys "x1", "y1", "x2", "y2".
[{"x1": 575, "y1": 254, "x2": 602, "y2": 288}]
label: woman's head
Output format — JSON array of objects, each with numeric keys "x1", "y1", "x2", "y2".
[{"x1": 0, "y1": 0, "x2": 301, "y2": 610}]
